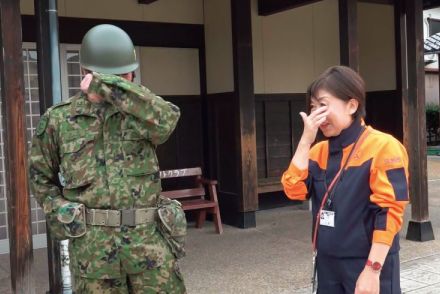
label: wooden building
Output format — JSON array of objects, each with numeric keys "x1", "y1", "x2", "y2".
[{"x1": 0, "y1": 0, "x2": 437, "y2": 291}]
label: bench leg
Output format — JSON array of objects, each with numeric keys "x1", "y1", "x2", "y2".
[
  {"x1": 195, "y1": 209, "x2": 206, "y2": 229},
  {"x1": 212, "y1": 206, "x2": 223, "y2": 234}
]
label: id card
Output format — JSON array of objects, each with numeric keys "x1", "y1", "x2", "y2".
[{"x1": 319, "y1": 210, "x2": 335, "y2": 227}]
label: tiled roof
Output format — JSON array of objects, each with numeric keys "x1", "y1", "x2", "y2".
[{"x1": 425, "y1": 33, "x2": 440, "y2": 54}]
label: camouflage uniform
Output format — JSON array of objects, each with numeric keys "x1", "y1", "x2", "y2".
[{"x1": 29, "y1": 73, "x2": 186, "y2": 293}]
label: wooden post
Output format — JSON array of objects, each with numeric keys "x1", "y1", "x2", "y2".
[
  {"x1": 438, "y1": 53, "x2": 440, "y2": 143},
  {"x1": 0, "y1": 0, "x2": 34, "y2": 292},
  {"x1": 231, "y1": 0, "x2": 258, "y2": 227},
  {"x1": 395, "y1": 0, "x2": 407, "y2": 140},
  {"x1": 339, "y1": 0, "x2": 359, "y2": 71},
  {"x1": 199, "y1": 39, "x2": 211, "y2": 177},
  {"x1": 404, "y1": 0, "x2": 435, "y2": 241},
  {"x1": 438, "y1": 54, "x2": 440, "y2": 109},
  {"x1": 34, "y1": 0, "x2": 64, "y2": 292}
]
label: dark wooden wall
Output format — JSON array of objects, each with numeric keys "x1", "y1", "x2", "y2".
[
  {"x1": 207, "y1": 92, "x2": 239, "y2": 194},
  {"x1": 206, "y1": 92, "x2": 307, "y2": 208},
  {"x1": 365, "y1": 90, "x2": 403, "y2": 140},
  {"x1": 205, "y1": 92, "x2": 241, "y2": 224},
  {"x1": 255, "y1": 94, "x2": 306, "y2": 193},
  {"x1": 156, "y1": 96, "x2": 204, "y2": 170}
]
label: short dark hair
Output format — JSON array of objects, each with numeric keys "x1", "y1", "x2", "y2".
[{"x1": 307, "y1": 65, "x2": 366, "y2": 119}]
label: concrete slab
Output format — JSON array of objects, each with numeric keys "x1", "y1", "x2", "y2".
[
  {"x1": 401, "y1": 269, "x2": 440, "y2": 285},
  {"x1": 0, "y1": 276, "x2": 12, "y2": 294},
  {"x1": 405, "y1": 283, "x2": 440, "y2": 294},
  {"x1": 401, "y1": 278, "x2": 430, "y2": 292}
]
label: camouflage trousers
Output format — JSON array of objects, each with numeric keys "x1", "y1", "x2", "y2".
[{"x1": 73, "y1": 258, "x2": 186, "y2": 293}]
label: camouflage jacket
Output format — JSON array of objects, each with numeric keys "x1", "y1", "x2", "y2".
[{"x1": 28, "y1": 73, "x2": 180, "y2": 278}]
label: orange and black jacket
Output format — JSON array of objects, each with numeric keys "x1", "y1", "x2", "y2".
[{"x1": 281, "y1": 120, "x2": 409, "y2": 258}]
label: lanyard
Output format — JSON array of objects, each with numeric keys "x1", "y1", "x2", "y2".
[{"x1": 311, "y1": 126, "x2": 370, "y2": 252}]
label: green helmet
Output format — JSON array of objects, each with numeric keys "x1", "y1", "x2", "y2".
[{"x1": 80, "y1": 24, "x2": 139, "y2": 74}]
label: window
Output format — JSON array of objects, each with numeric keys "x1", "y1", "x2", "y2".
[{"x1": 428, "y1": 17, "x2": 440, "y2": 37}]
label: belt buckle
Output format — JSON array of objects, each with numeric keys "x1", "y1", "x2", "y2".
[
  {"x1": 121, "y1": 209, "x2": 136, "y2": 226},
  {"x1": 86, "y1": 209, "x2": 97, "y2": 225}
]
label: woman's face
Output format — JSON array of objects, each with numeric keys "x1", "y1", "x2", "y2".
[{"x1": 310, "y1": 89, "x2": 359, "y2": 137}]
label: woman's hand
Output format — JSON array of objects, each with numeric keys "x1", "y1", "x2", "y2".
[
  {"x1": 290, "y1": 106, "x2": 329, "y2": 169},
  {"x1": 80, "y1": 73, "x2": 103, "y2": 103},
  {"x1": 354, "y1": 268, "x2": 380, "y2": 294},
  {"x1": 299, "y1": 106, "x2": 329, "y2": 145}
]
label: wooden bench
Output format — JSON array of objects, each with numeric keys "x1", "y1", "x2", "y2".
[{"x1": 159, "y1": 167, "x2": 223, "y2": 234}]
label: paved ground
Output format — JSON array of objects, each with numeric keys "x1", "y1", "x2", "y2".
[{"x1": 0, "y1": 157, "x2": 440, "y2": 293}]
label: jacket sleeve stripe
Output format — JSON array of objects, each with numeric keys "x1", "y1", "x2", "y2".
[
  {"x1": 386, "y1": 167, "x2": 409, "y2": 201},
  {"x1": 374, "y1": 207, "x2": 389, "y2": 231}
]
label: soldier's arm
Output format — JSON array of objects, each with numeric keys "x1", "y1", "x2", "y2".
[
  {"x1": 29, "y1": 114, "x2": 64, "y2": 210},
  {"x1": 88, "y1": 72, "x2": 180, "y2": 145},
  {"x1": 29, "y1": 114, "x2": 81, "y2": 239}
]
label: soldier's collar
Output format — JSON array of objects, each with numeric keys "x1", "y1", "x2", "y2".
[{"x1": 71, "y1": 92, "x2": 97, "y2": 117}]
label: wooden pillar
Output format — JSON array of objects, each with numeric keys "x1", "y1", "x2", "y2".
[
  {"x1": 338, "y1": 0, "x2": 359, "y2": 71},
  {"x1": 199, "y1": 38, "x2": 211, "y2": 177},
  {"x1": 404, "y1": 0, "x2": 434, "y2": 241},
  {"x1": 438, "y1": 53, "x2": 440, "y2": 143},
  {"x1": 438, "y1": 54, "x2": 440, "y2": 140},
  {"x1": 438, "y1": 53, "x2": 440, "y2": 144},
  {"x1": 34, "y1": 0, "x2": 64, "y2": 292},
  {"x1": 231, "y1": 0, "x2": 258, "y2": 227},
  {"x1": 0, "y1": 0, "x2": 34, "y2": 292},
  {"x1": 395, "y1": 0, "x2": 407, "y2": 136}
]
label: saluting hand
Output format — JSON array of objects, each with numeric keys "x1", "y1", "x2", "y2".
[
  {"x1": 81, "y1": 73, "x2": 103, "y2": 103},
  {"x1": 299, "y1": 105, "x2": 329, "y2": 145}
]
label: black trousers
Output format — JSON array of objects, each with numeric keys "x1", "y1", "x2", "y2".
[{"x1": 316, "y1": 253, "x2": 401, "y2": 294}]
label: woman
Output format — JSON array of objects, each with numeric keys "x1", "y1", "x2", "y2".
[{"x1": 281, "y1": 66, "x2": 408, "y2": 294}]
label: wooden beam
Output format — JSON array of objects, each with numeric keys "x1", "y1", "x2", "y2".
[
  {"x1": 0, "y1": 0, "x2": 34, "y2": 292},
  {"x1": 258, "y1": 0, "x2": 322, "y2": 16},
  {"x1": 22, "y1": 15, "x2": 204, "y2": 49},
  {"x1": 359, "y1": 0, "x2": 394, "y2": 4},
  {"x1": 404, "y1": 0, "x2": 435, "y2": 241},
  {"x1": 231, "y1": 0, "x2": 258, "y2": 221},
  {"x1": 339, "y1": 0, "x2": 359, "y2": 71},
  {"x1": 138, "y1": 0, "x2": 159, "y2": 4},
  {"x1": 424, "y1": 0, "x2": 440, "y2": 10}
]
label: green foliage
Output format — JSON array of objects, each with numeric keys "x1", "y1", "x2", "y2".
[{"x1": 426, "y1": 103, "x2": 440, "y2": 130}]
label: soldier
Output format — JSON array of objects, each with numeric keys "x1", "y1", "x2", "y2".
[{"x1": 29, "y1": 24, "x2": 186, "y2": 293}]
